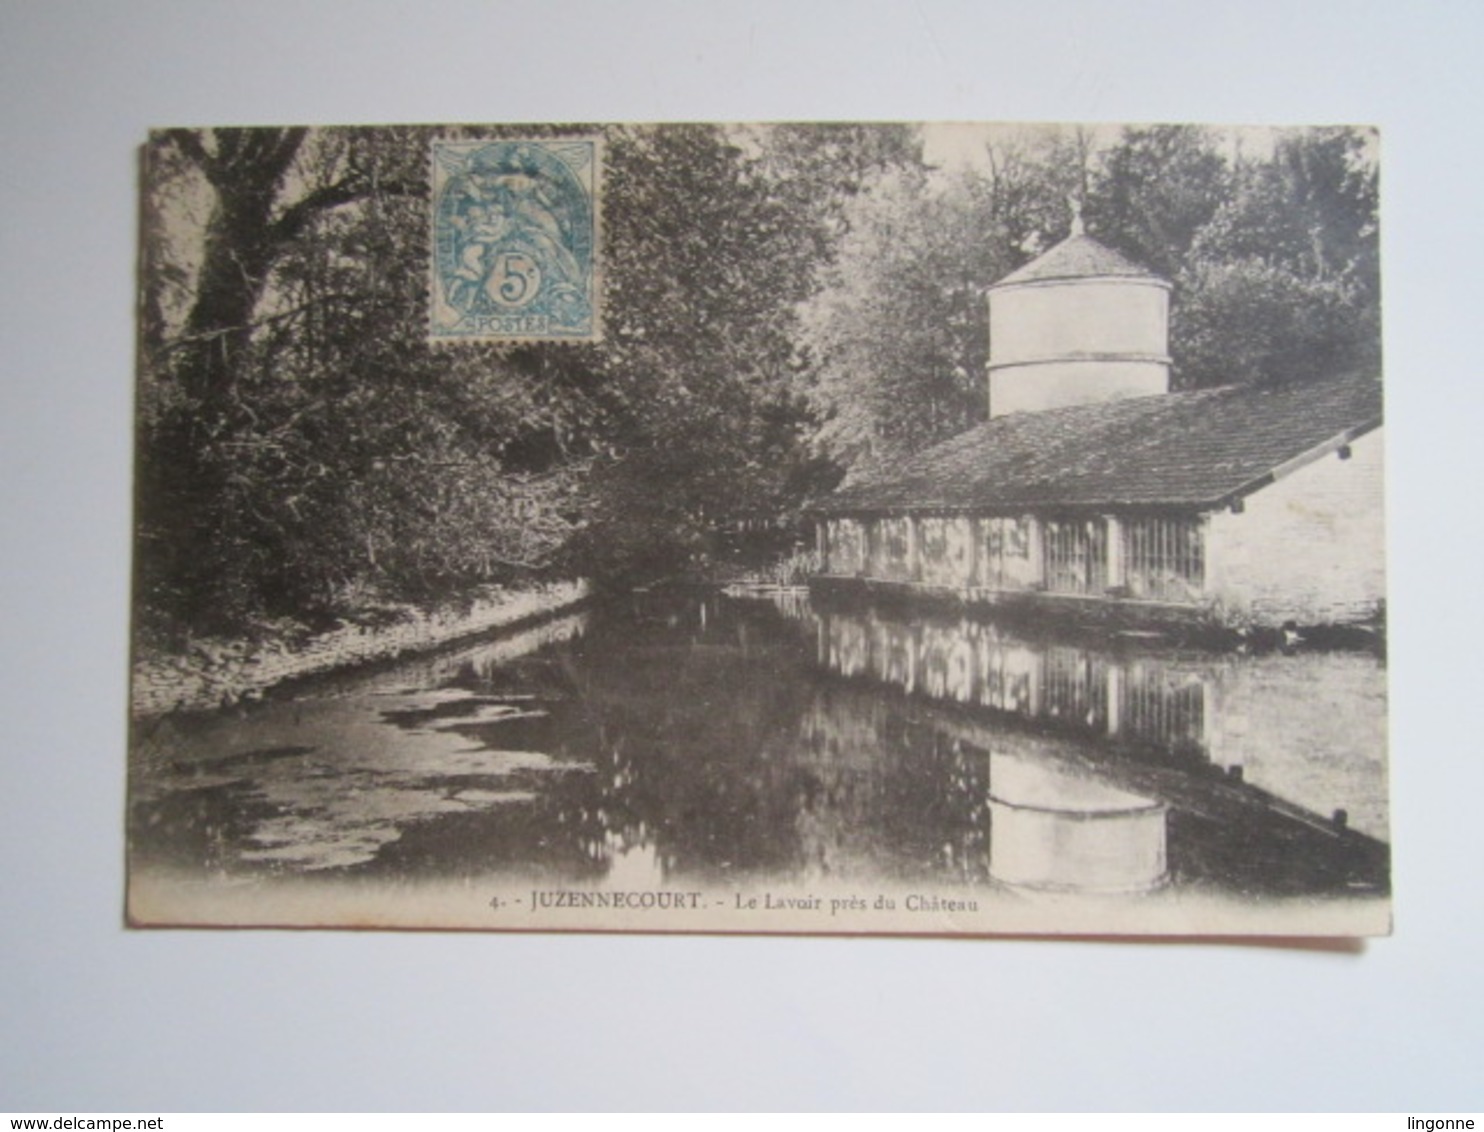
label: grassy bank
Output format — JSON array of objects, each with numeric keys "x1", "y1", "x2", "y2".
[{"x1": 130, "y1": 579, "x2": 590, "y2": 718}]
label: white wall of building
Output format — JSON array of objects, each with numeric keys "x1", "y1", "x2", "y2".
[{"x1": 1206, "y1": 427, "x2": 1386, "y2": 627}]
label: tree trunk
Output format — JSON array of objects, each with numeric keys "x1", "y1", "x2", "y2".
[{"x1": 172, "y1": 128, "x2": 307, "y2": 407}]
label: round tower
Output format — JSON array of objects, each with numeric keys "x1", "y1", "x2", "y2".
[{"x1": 987, "y1": 211, "x2": 1170, "y2": 418}]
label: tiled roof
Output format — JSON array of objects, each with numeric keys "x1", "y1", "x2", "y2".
[
  {"x1": 811, "y1": 370, "x2": 1382, "y2": 515},
  {"x1": 994, "y1": 233, "x2": 1163, "y2": 288}
]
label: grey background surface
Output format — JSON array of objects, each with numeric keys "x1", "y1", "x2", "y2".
[{"x1": 1, "y1": 0, "x2": 1478, "y2": 1111}]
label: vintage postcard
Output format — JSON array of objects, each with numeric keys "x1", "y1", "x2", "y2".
[{"x1": 129, "y1": 122, "x2": 1388, "y2": 936}]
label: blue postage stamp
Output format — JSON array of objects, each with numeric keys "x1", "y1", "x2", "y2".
[{"x1": 430, "y1": 137, "x2": 601, "y2": 342}]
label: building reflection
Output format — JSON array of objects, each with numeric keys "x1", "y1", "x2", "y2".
[
  {"x1": 817, "y1": 607, "x2": 1209, "y2": 761},
  {"x1": 770, "y1": 595, "x2": 1388, "y2": 895},
  {"x1": 803, "y1": 602, "x2": 1387, "y2": 832}
]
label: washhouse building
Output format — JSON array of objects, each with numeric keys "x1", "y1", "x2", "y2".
[{"x1": 809, "y1": 220, "x2": 1384, "y2": 629}]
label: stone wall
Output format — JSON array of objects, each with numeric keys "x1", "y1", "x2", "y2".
[
  {"x1": 1206, "y1": 428, "x2": 1385, "y2": 627},
  {"x1": 131, "y1": 579, "x2": 590, "y2": 718}
]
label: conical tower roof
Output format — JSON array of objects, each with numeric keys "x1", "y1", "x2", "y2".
[{"x1": 993, "y1": 232, "x2": 1163, "y2": 289}]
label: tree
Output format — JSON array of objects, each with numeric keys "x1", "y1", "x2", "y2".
[
  {"x1": 980, "y1": 124, "x2": 1097, "y2": 259},
  {"x1": 1173, "y1": 259, "x2": 1374, "y2": 388},
  {"x1": 137, "y1": 121, "x2": 1384, "y2": 635},
  {"x1": 138, "y1": 127, "x2": 595, "y2": 635},
  {"x1": 798, "y1": 166, "x2": 1009, "y2": 475},
  {"x1": 562, "y1": 124, "x2": 840, "y2": 580},
  {"x1": 1171, "y1": 127, "x2": 1380, "y2": 388},
  {"x1": 1192, "y1": 127, "x2": 1378, "y2": 286},
  {"x1": 1086, "y1": 124, "x2": 1231, "y2": 281},
  {"x1": 755, "y1": 122, "x2": 925, "y2": 257}
]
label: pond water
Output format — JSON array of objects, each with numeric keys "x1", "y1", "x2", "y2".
[{"x1": 129, "y1": 590, "x2": 1389, "y2": 917}]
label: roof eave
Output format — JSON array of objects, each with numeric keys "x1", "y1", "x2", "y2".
[
  {"x1": 989, "y1": 272, "x2": 1172, "y2": 293},
  {"x1": 807, "y1": 498, "x2": 1220, "y2": 518},
  {"x1": 1213, "y1": 416, "x2": 1384, "y2": 511}
]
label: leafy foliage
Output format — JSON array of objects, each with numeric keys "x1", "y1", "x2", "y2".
[
  {"x1": 138, "y1": 126, "x2": 594, "y2": 635},
  {"x1": 1174, "y1": 258, "x2": 1376, "y2": 388},
  {"x1": 1085, "y1": 124, "x2": 1231, "y2": 282},
  {"x1": 559, "y1": 124, "x2": 901, "y2": 580},
  {"x1": 1171, "y1": 128, "x2": 1380, "y2": 388},
  {"x1": 800, "y1": 167, "x2": 1003, "y2": 471}
]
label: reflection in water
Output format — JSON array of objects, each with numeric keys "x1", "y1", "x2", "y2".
[
  {"x1": 822, "y1": 609, "x2": 1208, "y2": 759},
  {"x1": 130, "y1": 591, "x2": 1388, "y2": 901},
  {"x1": 130, "y1": 614, "x2": 594, "y2": 872},
  {"x1": 813, "y1": 602, "x2": 1387, "y2": 841},
  {"x1": 987, "y1": 750, "x2": 1167, "y2": 894}
]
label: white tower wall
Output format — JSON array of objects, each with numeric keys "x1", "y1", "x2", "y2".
[{"x1": 988, "y1": 276, "x2": 1171, "y2": 418}]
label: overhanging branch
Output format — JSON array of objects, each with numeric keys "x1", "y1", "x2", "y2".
[{"x1": 270, "y1": 177, "x2": 422, "y2": 244}]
